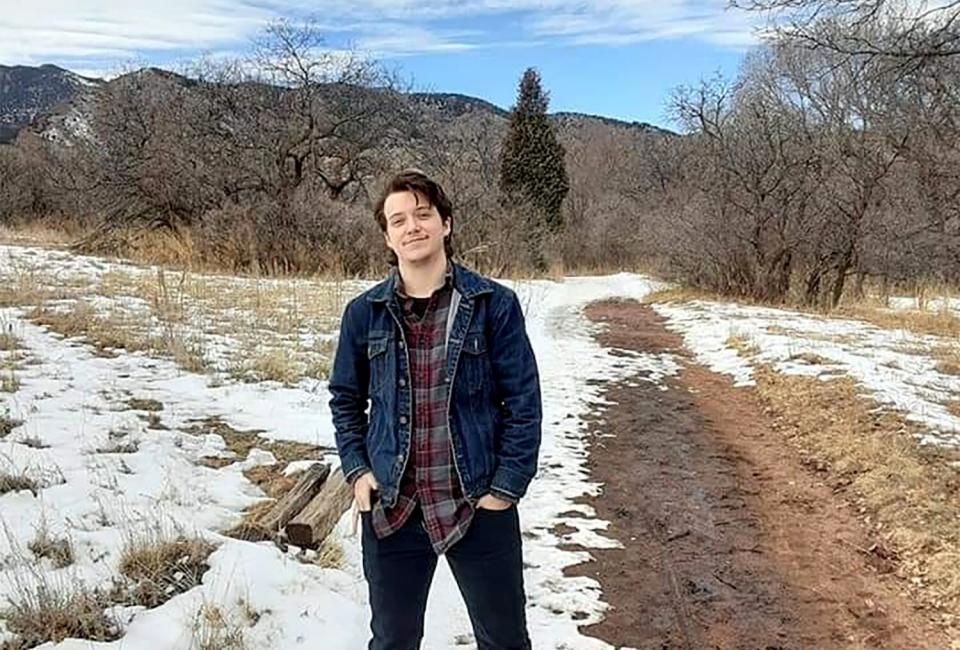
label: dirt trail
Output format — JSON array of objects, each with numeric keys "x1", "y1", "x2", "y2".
[{"x1": 565, "y1": 300, "x2": 950, "y2": 650}]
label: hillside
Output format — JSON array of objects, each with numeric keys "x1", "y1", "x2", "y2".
[{"x1": 2, "y1": 64, "x2": 672, "y2": 145}]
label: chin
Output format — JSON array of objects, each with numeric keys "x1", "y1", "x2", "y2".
[{"x1": 400, "y1": 247, "x2": 442, "y2": 265}]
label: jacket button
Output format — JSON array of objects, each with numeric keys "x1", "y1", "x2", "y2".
[
  {"x1": 399, "y1": 378, "x2": 406, "y2": 387},
  {"x1": 399, "y1": 416, "x2": 408, "y2": 424}
]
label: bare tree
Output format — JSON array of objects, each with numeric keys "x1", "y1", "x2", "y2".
[{"x1": 734, "y1": 0, "x2": 960, "y2": 65}]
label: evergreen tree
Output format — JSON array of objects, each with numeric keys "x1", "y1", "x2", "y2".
[{"x1": 499, "y1": 68, "x2": 569, "y2": 236}]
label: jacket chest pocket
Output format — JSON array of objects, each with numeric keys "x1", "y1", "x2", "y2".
[
  {"x1": 367, "y1": 336, "x2": 390, "y2": 395},
  {"x1": 459, "y1": 331, "x2": 490, "y2": 393}
]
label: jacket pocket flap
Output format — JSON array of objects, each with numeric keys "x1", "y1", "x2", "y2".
[
  {"x1": 462, "y1": 332, "x2": 487, "y2": 355},
  {"x1": 367, "y1": 337, "x2": 389, "y2": 359}
]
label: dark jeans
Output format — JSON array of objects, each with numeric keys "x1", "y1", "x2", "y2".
[{"x1": 360, "y1": 505, "x2": 531, "y2": 650}]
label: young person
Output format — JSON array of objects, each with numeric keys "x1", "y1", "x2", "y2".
[{"x1": 329, "y1": 169, "x2": 542, "y2": 649}]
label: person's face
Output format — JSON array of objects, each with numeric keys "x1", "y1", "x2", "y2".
[{"x1": 383, "y1": 190, "x2": 450, "y2": 265}]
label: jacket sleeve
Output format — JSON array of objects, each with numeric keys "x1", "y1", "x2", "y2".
[
  {"x1": 488, "y1": 289, "x2": 542, "y2": 500},
  {"x1": 328, "y1": 298, "x2": 371, "y2": 484}
]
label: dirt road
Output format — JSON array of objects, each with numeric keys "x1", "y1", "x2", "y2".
[{"x1": 565, "y1": 300, "x2": 951, "y2": 649}]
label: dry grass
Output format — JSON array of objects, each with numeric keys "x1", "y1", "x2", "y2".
[
  {"x1": 726, "y1": 333, "x2": 760, "y2": 357},
  {"x1": 127, "y1": 397, "x2": 163, "y2": 411},
  {"x1": 0, "y1": 582, "x2": 120, "y2": 650},
  {"x1": 1, "y1": 367, "x2": 20, "y2": 393},
  {"x1": 0, "y1": 264, "x2": 65, "y2": 309},
  {"x1": 0, "y1": 222, "x2": 81, "y2": 249},
  {"x1": 95, "y1": 439, "x2": 140, "y2": 454},
  {"x1": 787, "y1": 351, "x2": 830, "y2": 365},
  {"x1": 0, "y1": 470, "x2": 39, "y2": 496},
  {"x1": 838, "y1": 304, "x2": 960, "y2": 340},
  {"x1": 1, "y1": 411, "x2": 22, "y2": 437},
  {"x1": 188, "y1": 416, "x2": 327, "y2": 475},
  {"x1": 311, "y1": 536, "x2": 345, "y2": 569},
  {"x1": 115, "y1": 531, "x2": 217, "y2": 609},
  {"x1": 931, "y1": 345, "x2": 960, "y2": 376},
  {"x1": 27, "y1": 301, "x2": 211, "y2": 373},
  {"x1": 229, "y1": 347, "x2": 300, "y2": 385},
  {"x1": 749, "y1": 364, "x2": 960, "y2": 616},
  {"x1": 28, "y1": 528, "x2": 74, "y2": 569},
  {"x1": 2, "y1": 248, "x2": 343, "y2": 384},
  {"x1": 0, "y1": 328, "x2": 22, "y2": 351},
  {"x1": 945, "y1": 401, "x2": 960, "y2": 419},
  {"x1": 27, "y1": 301, "x2": 98, "y2": 340},
  {"x1": 644, "y1": 286, "x2": 721, "y2": 305},
  {"x1": 190, "y1": 603, "x2": 248, "y2": 650}
]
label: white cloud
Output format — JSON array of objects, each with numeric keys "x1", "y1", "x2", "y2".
[
  {"x1": 0, "y1": 1, "x2": 270, "y2": 64},
  {"x1": 0, "y1": 0, "x2": 766, "y2": 70},
  {"x1": 527, "y1": 1, "x2": 760, "y2": 48}
]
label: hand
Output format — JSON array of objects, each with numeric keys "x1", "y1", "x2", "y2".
[
  {"x1": 354, "y1": 471, "x2": 379, "y2": 512},
  {"x1": 476, "y1": 493, "x2": 513, "y2": 511},
  {"x1": 350, "y1": 471, "x2": 379, "y2": 537}
]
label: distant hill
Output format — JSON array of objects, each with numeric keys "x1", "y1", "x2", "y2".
[
  {"x1": 0, "y1": 64, "x2": 101, "y2": 143},
  {"x1": 1, "y1": 64, "x2": 674, "y2": 144}
]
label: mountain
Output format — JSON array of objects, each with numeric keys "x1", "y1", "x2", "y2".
[
  {"x1": 1, "y1": 64, "x2": 672, "y2": 145},
  {"x1": 0, "y1": 64, "x2": 101, "y2": 143}
]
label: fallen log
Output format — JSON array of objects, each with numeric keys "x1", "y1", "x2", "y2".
[
  {"x1": 285, "y1": 469, "x2": 353, "y2": 549},
  {"x1": 230, "y1": 462, "x2": 330, "y2": 542}
]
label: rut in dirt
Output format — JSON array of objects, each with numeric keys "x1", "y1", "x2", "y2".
[{"x1": 561, "y1": 300, "x2": 950, "y2": 650}]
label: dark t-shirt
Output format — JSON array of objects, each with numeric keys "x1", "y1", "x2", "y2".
[{"x1": 410, "y1": 297, "x2": 430, "y2": 320}]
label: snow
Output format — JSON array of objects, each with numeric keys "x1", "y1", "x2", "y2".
[
  {"x1": 4, "y1": 240, "x2": 959, "y2": 648},
  {"x1": 654, "y1": 300, "x2": 960, "y2": 450},
  {"x1": 887, "y1": 295, "x2": 960, "y2": 316},
  {"x1": 1, "y1": 245, "x2": 672, "y2": 649},
  {"x1": 8, "y1": 237, "x2": 955, "y2": 649}
]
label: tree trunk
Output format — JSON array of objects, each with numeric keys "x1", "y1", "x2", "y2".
[
  {"x1": 232, "y1": 463, "x2": 330, "y2": 542},
  {"x1": 285, "y1": 469, "x2": 353, "y2": 549},
  {"x1": 804, "y1": 267, "x2": 823, "y2": 307},
  {"x1": 258, "y1": 462, "x2": 331, "y2": 534},
  {"x1": 830, "y1": 248, "x2": 854, "y2": 309}
]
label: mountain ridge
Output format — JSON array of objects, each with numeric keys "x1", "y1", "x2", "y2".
[{"x1": 1, "y1": 64, "x2": 673, "y2": 143}]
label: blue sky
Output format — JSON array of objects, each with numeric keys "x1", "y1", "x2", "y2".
[{"x1": 1, "y1": 1, "x2": 767, "y2": 130}]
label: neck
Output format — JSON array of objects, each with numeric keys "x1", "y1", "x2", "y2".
[{"x1": 397, "y1": 253, "x2": 448, "y2": 298}]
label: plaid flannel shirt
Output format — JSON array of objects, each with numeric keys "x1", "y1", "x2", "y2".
[{"x1": 369, "y1": 266, "x2": 475, "y2": 554}]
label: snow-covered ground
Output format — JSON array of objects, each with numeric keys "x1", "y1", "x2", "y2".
[
  {"x1": 0, "y1": 244, "x2": 674, "y2": 649},
  {"x1": 887, "y1": 295, "x2": 960, "y2": 316},
  {"x1": 4, "y1": 242, "x2": 956, "y2": 649},
  {"x1": 654, "y1": 300, "x2": 960, "y2": 451}
]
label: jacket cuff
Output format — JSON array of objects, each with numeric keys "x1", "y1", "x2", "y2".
[
  {"x1": 490, "y1": 465, "x2": 531, "y2": 501},
  {"x1": 342, "y1": 461, "x2": 371, "y2": 486},
  {"x1": 488, "y1": 488, "x2": 519, "y2": 504}
]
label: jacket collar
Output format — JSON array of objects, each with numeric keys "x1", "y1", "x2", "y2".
[{"x1": 365, "y1": 260, "x2": 492, "y2": 303}]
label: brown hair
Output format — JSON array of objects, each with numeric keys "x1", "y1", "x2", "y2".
[{"x1": 374, "y1": 169, "x2": 455, "y2": 264}]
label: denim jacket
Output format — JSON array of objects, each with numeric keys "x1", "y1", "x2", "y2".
[{"x1": 328, "y1": 262, "x2": 542, "y2": 507}]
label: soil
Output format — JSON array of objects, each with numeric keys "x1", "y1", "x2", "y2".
[{"x1": 564, "y1": 300, "x2": 951, "y2": 650}]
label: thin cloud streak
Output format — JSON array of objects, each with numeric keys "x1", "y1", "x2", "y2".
[{"x1": 1, "y1": 0, "x2": 766, "y2": 69}]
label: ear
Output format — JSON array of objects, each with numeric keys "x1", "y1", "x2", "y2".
[{"x1": 442, "y1": 218, "x2": 451, "y2": 237}]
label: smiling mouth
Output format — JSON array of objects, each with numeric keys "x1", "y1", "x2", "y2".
[{"x1": 405, "y1": 237, "x2": 427, "y2": 246}]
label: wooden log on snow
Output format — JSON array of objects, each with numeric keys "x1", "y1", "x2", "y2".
[
  {"x1": 285, "y1": 469, "x2": 353, "y2": 548},
  {"x1": 229, "y1": 462, "x2": 331, "y2": 543}
]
